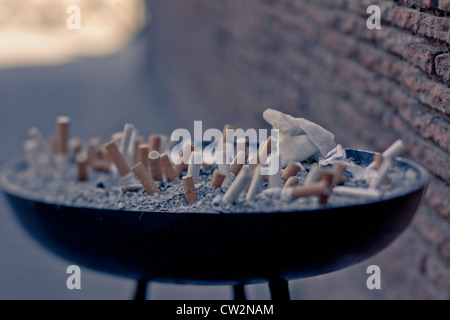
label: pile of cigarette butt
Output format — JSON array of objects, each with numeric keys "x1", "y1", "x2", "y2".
[{"x1": 20, "y1": 112, "x2": 408, "y2": 212}]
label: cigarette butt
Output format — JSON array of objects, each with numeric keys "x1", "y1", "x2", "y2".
[
  {"x1": 173, "y1": 163, "x2": 185, "y2": 178},
  {"x1": 90, "y1": 159, "x2": 110, "y2": 172},
  {"x1": 187, "y1": 152, "x2": 202, "y2": 182},
  {"x1": 76, "y1": 151, "x2": 88, "y2": 181},
  {"x1": 304, "y1": 165, "x2": 322, "y2": 185},
  {"x1": 382, "y1": 139, "x2": 405, "y2": 159},
  {"x1": 223, "y1": 166, "x2": 253, "y2": 204},
  {"x1": 119, "y1": 123, "x2": 134, "y2": 156},
  {"x1": 104, "y1": 141, "x2": 131, "y2": 176},
  {"x1": 282, "y1": 161, "x2": 301, "y2": 184},
  {"x1": 132, "y1": 162, "x2": 161, "y2": 195},
  {"x1": 56, "y1": 116, "x2": 70, "y2": 154},
  {"x1": 211, "y1": 169, "x2": 226, "y2": 188},
  {"x1": 331, "y1": 163, "x2": 347, "y2": 187},
  {"x1": 333, "y1": 186, "x2": 382, "y2": 200},
  {"x1": 230, "y1": 151, "x2": 247, "y2": 176},
  {"x1": 179, "y1": 141, "x2": 194, "y2": 170},
  {"x1": 257, "y1": 137, "x2": 272, "y2": 164},
  {"x1": 373, "y1": 154, "x2": 383, "y2": 170},
  {"x1": 148, "y1": 134, "x2": 161, "y2": 152},
  {"x1": 148, "y1": 150, "x2": 163, "y2": 182},
  {"x1": 370, "y1": 158, "x2": 392, "y2": 189},
  {"x1": 291, "y1": 181, "x2": 327, "y2": 199},
  {"x1": 160, "y1": 153, "x2": 178, "y2": 181},
  {"x1": 222, "y1": 124, "x2": 234, "y2": 143},
  {"x1": 183, "y1": 175, "x2": 197, "y2": 204},
  {"x1": 137, "y1": 144, "x2": 149, "y2": 169},
  {"x1": 246, "y1": 165, "x2": 263, "y2": 201},
  {"x1": 134, "y1": 136, "x2": 145, "y2": 164},
  {"x1": 368, "y1": 140, "x2": 405, "y2": 169},
  {"x1": 318, "y1": 172, "x2": 334, "y2": 205},
  {"x1": 283, "y1": 176, "x2": 299, "y2": 189}
]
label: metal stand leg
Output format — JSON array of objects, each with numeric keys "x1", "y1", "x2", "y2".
[
  {"x1": 134, "y1": 281, "x2": 148, "y2": 300},
  {"x1": 233, "y1": 284, "x2": 246, "y2": 300},
  {"x1": 269, "y1": 279, "x2": 290, "y2": 300}
]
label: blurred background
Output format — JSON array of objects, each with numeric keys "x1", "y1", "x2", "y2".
[{"x1": 0, "y1": 0, "x2": 448, "y2": 299}]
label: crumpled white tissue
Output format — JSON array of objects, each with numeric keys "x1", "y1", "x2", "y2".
[{"x1": 263, "y1": 109, "x2": 336, "y2": 167}]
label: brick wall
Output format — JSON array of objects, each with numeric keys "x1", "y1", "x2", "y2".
[{"x1": 144, "y1": 0, "x2": 450, "y2": 299}]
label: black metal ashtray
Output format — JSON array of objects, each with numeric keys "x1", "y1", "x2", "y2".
[{"x1": 0, "y1": 148, "x2": 429, "y2": 299}]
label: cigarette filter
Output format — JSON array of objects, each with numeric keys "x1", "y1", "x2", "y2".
[
  {"x1": 230, "y1": 151, "x2": 247, "y2": 176},
  {"x1": 132, "y1": 162, "x2": 161, "y2": 195},
  {"x1": 318, "y1": 172, "x2": 334, "y2": 205},
  {"x1": 211, "y1": 169, "x2": 226, "y2": 188},
  {"x1": 291, "y1": 181, "x2": 328, "y2": 200},
  {"x1": 105, "y1": 141, "x2": 131, "y2": 176},
  {"x1": 56, "y1": 116, "x2": 70, "y2": 154},
  {"x1": 160, "y1": 153, "x2": 178, "y2": 181},
  {"x1": 148, "y1": 134, "x2": 161, "y2": 152},
  {"x1": 137, "y1": 144, "x2": 149, "y2": 169},
  {"x1": 182, "y1": 175, "x2": 197, "y2": 204},
  {"x1": 76, "y1": 151, "x2": 89, "y2": 181},
  {"x1": 331, "y1": 163, "x2": 347, "y2": 187},
  {"x1": 370, "y1": 158, "x2": 392, "y2": 189},
  {"x1": 283, "y1": 176, "x2": 299, "y2": 189},
  {"x1": 282, "y1": 161, "x2": 301, "y2": 184},
  {"x1": 222, "y1": 166, "x2": 253, "y2": 204},
  {"x1": 187, "y1": 152, "x2": 202, "y2": 183},
  {"x1": 148, "y1": 150, "x2": 163, "y2": 182}
]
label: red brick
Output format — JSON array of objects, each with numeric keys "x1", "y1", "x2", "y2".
[{"x1": 435, "y1": 53, "x2": 450, "y2": 84}]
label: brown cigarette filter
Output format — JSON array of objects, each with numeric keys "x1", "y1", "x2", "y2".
[
  {"x1": 372, "y1": 154, "x2": 390, "y2": 184},
  {"x1": 132, "y1": 162, "x2": 161, "y2": 195},
  {"x1": 282, "y1": 161, "x2": 301, "y2": 184},
  {"x1": 56, "y1": 116, "x2": 70, "y2": 154},
  {"x1": 211, "y1": 169, "x2": 226, "y2": 188},
  {"x1": 183, "y1": 175, "x2": 197, "y2": 205},
  {"x1": 137, "y1": 144, "x2": 149, "y2": 168},
  {"x1": 318, "y1": 172, "x2": 334, "y2": 205},
  {"x1": 148, "y1": 134, "x2": 161, "y2": 152},
  {"x1": 283, "y1": 176, "x2": 299, "y2": 189},
  {"x1": 230, "y1": 152, "x2": 248, "y2": 176},
  {"x1": 331, "y1": 163, "x2": 347, "y2": 187},
  {"x1": 373, "y1": 154, "x2": 383, "y2": 170},
  {"x1": 291, "y1": 181, "x2": 327, "y2": 199},
  {"x1": 179, "y1": 141, "x2": 194, "y2": 170},
  {"x1": 160, "y1": 153, "x2": 178, "y2": 181},
  {"x1": 76, "y1": 151, "x2": 88, "y2": 181},
  {"x1": 148, "y1": 150, "x2": 163, "y2": 182},
  {"x1": 104, "y1": 141, "x2": 130, "y2": 176}
]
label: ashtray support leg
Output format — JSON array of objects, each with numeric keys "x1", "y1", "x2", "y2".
[
  {"x1": 269, "y1": 279, "x2": 290, "y2": 300},
  {"x1": 134, "y1": 280, "x2": 148, "y2": 300},
  {"x1": 233, "y1": 284, "x2": 247, "y2": 300}
]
